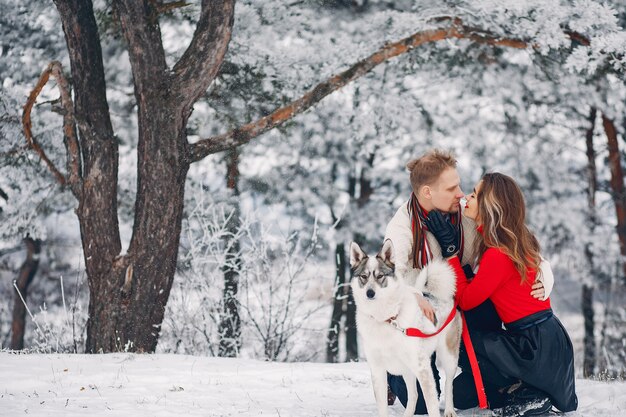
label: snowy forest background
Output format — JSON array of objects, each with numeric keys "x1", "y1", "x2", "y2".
[{"x1": 1, "y1": 0, "x2": 626, "y2": 381}]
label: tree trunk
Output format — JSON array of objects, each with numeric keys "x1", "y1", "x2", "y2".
[
  {"x1": 219, "y1": 148, "x2": 242, "y2": 357},
  {"x1": 344, "y1": 206, "x2": 357, "y2": 362},
  {"x1": 327, "y1": 242, "x2": 346, "y2": 363},
  {"x1": 601, "y1": 113, "x2": 626, "y2": 376},
  {"x1": 54, "y1": 0, "x2": 123, "y2": 352},
  {"x1": 343, "y1": 169, "x2": 359, "y2": 362},
  {"x1": 581, "y1": 284, "x2": 595, "y2": 376},
  {"x1": 343, "y1": 153, "x2": 376, "y2": 361},
  {"x1": 57, "y1": 0, "x2": 189, "y2": 353},
  {"x1": 599, "y1": 283, "x2": 626, "y2": 377},
  {"x1": 582, "y1": 107, "x2": 597, "y2": 377},
  {"x1": 10, "y1": 237, "x2": 42, "y2": 350},
  {"x1": 356, "y1": 153, "x2": 375, "y2": 209},
  {"x1": 344, "y1": 281, "x2": 358, "y2": 362},
  {"x1": 85, "y1": 105, "x2": 189, "y2": 352},
  {"x1": 0, "y1": 187, "x2": 8, "y2": 205},
  {"x1": 87, "y1": 60, "x2": 185, "y2": 351},
  {"x1": 602, "y1": 114, "x2": 626, "y2": 281},
  {"x1": 344, "y1": 156, "x2": 375, "y2": 362}
]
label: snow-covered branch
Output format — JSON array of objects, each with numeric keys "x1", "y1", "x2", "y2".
[{"x1": 188, "y1": 18, "x2": 533, "y2": 162}]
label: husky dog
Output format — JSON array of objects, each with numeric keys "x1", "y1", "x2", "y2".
[{"x1": 350, "y1": 239, "x2": 461, "y2": 417}]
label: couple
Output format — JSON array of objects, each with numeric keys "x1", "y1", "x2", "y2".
[{"x1": 384, "y1": 150, "x2": 578, "y2": 416}]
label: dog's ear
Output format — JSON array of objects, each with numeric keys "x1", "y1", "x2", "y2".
[
  {"x1": 377, "y1": 239, "x2": 395, "y2": 267},
  {"x1": 350, "y1": 242, "x2": 367, "y2": 269}
]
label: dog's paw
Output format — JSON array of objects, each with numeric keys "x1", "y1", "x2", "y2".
[{"x1": 443, "y1": 409, "x2": 457, "y2": 417}]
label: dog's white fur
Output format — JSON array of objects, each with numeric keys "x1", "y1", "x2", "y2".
[{"x1": 350, "y1": 240, "x2": 461, "y2": 417}]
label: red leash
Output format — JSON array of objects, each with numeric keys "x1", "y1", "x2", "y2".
[
  {"x1": 392, "y1": 304, "x2": 489, "y2": 409},
  {"x1": 460, "y1": 311, "x2": 488, "y2": 409},
  {"x1": 401, "y1": 302, "x2": 458, "y2": 338}
]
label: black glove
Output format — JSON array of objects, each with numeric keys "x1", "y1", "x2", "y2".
[{"x1": 424, "y1": 210, "x2": 459, "y2": 258}]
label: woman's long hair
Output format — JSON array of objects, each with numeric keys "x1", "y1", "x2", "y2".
[{"x1": 476, "y1": 173, "x2": 541, "y2": 283}]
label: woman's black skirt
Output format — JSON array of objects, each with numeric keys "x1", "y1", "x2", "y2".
[{"x1": 470, "y1": 309, "x2": 578, "y2": 412}]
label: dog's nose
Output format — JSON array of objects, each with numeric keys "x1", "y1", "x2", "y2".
[{"x1": 366, "y1": 289, "x2": 375, "y2": 299}]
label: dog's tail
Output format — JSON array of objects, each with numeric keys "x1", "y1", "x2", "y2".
[{"x1": 415, "y1": 259, "x2": 457, "y2": 300}]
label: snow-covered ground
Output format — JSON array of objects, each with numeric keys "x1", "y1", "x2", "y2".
[{"x1": 0, "y1": 353, "x2": 624, "y2": 417}]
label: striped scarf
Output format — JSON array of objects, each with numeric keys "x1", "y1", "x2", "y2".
[{"x1": 407, "y1": 193, "x2": 464, "y2": 269}]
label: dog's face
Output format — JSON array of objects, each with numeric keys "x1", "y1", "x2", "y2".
[{"x1": 349, "y1": 239, "x2": 397, "y2": 301}]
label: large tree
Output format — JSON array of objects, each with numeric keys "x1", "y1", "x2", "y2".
[
  {"x1": 40, "y1": 0, "x2": 236, "y2": 352},
  {"x1": 22, "y1": 0, "x2": 618, "y2": 353}
]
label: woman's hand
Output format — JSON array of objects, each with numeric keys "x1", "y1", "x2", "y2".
[
  {"x1": 416, "y1": 293, "x2": 436, "y2": 324},
  {"x1": 530, "y1": 281, "x2": 545, "y2": 300}
]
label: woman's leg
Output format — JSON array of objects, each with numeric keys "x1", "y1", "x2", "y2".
[
  {"x1": 455, "y1": 313, "x2": 521, "y2": 411},
  {"x1": 453, "y1": 352, "x2": 518, "y2": 410}
]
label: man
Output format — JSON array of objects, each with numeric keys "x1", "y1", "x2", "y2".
[
  {"x1": 383, "y1": 149, "x2": 553, "y2": 414},
  {"x1": 385, "y1": 150, "x2": 479, "y2": 287}
]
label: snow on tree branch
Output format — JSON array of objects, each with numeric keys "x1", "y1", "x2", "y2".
[
  {"x1": 188, "y1": 18, "x2": 538, "y2": 163},
  {"x1": 190, "y1": 11, "x2": 608, "y2": 162}
]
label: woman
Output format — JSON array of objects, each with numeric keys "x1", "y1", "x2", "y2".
[{"x1": 427, "y1": 172, "x2": 578, "y2": 415}]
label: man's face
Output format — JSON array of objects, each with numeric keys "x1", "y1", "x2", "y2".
[{"x1": 420, "y1": 167, "x2": 464, "y2": 213}]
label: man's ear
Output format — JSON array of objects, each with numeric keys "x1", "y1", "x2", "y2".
[
  {"x1": 376, "y1": 239, "x2": 395, "y2": 267},
  {"x1": 420, "y1": 185, "x2": 432, "y2": 200},
  {"x1": 350, "y1": 242, "x2": 367, "y2": 269}
]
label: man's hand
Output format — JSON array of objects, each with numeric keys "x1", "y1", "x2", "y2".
[
  {"x1": 424, "y1": 210, "x2": 459, "y2": 258},
  {"x1": 416, "y1": 293, "x2": 436, "y2": 325},
  {"x1": 530, "y1": 281, "x2": 546, "y2": 300}
]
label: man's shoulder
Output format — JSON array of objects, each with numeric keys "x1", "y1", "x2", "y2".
[
  {"x1": 461, "y1": 214, "x2": 477, "y2": 229},
  {"x1": 384, "y1": 201, "x2": 413, "y2": 260},
  {"x1": 387, "y1": 201, "x2": 410, "y2": 225},
  {"x1": 461, "y1": 215, "x2": 478, "y2": 239},
  {"x1": 393, "y1": 200, "x2": 410, "y2": 216}
]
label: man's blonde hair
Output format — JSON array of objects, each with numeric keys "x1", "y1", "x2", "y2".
[{"x1": 406, "y1": 149, "x2": 457, "y2": 193}]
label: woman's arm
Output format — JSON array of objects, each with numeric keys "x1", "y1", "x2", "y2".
[
  {"x1": 424, "y1": 213, "x2": 507, "y2": 310},
  {"x1": 447, "y1": 249, "x2": 509, "y2": 310}
]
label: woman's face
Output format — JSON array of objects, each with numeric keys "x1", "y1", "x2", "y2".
[{"x1": 463, "y1": 180, "x2": 482, "y2": 221}]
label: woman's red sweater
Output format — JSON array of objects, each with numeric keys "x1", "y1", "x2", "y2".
[{"x1": 447, "y1": 248, "x2": 551, "y2": 324}]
